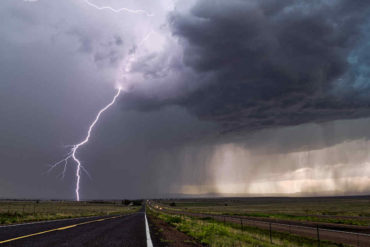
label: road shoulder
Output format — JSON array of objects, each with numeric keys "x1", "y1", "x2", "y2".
[{"x1": 147, "y1": 214, "x2": 203, "y2": 247}]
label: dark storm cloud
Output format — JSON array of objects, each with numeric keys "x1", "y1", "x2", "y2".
[
  {"x1": 124, "y1": 0, "x2": 370, "y2": 132},
  {"x1": 1, "y1": 0, "x2": 370, "y2": 200},
  {"x1": 175, "y1": 0, "x2": 370, "y2": 132}
]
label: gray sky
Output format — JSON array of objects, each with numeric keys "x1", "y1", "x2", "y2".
[{"x1": 1, "y1": 0, "x2": 370, "y2": 200}]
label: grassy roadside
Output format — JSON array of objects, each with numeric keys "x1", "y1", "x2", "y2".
[
  {"x1": 147, "y1": 207, "x2": 348, "y2": 247},
  {"x1": 0, "y1": 201, "x2": 140, "y2": 225},
  {"x1": 159, "y1": 198, "x2": 370, "y2": 227},
  {"x1": 156, "y1": 204, "x2": 369, "y2": 227}
]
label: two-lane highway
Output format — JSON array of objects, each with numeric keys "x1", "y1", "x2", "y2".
[{"x1": 0, "y1": 209, "x2": 147, "y2": 246}]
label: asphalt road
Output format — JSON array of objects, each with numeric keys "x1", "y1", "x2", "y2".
[{"x1": 0, "y1": 209, "x2": 147, "y2": 247}]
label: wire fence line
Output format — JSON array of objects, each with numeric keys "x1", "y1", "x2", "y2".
[{"x1": 148, "y1": 202, "x2": 370, "y2": 247}]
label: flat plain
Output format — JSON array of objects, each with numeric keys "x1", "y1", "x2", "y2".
[
  {"x1": 1, "y1": 197, "x2": 369, "y2": 246},
  {"x1": 0, "y1": 200, "x2": 140, "y2": 225},
  {"x1": 158, "y1": 196, "x2": 370, "y2": 226},
  {"x1": 147, "y1": 196, "x2": 370, "y2": 246}
]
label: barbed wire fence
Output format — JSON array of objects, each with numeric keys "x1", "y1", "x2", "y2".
[{"x1": 148, "y1": 202, "x2": 370, "y2": 247}]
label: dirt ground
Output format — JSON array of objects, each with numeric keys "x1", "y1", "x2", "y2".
[{"x1": 147, "y1": 214, "x2": 203, "y2": 247}]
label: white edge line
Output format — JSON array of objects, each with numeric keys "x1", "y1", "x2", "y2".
[{"x1": 145, "y1": 204, "x2": 153, "y2": 247}]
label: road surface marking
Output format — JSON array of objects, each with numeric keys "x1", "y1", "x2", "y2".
[
  {"x1": 145, "y1": 206, "x2": 153, "y2": 247},
  {"x1": 0, "y1": 215, "x2": 123, "y2": 244},
  {"x1": 57, "y1": 225, "x2": 77, "y2": 230}
]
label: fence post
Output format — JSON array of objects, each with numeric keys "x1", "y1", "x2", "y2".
[
  {"x1": 317, "y1": 225, "x2": 320, "y2": 247},
  {"x1": 269, "y1": 222, "x2": 272, "y2": 244},
  {"x1": 357, "y1": 233, "x2": 360, "y2": 247},
  {"x1": 213, "y1": 215, "x2": 215, "y2": 231}
]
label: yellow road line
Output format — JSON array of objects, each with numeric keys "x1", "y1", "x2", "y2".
[
  {"x1": 0, "y1": 215, "x2": 122, "y2": 244},
  {"x1": 57, "y1": 225, "x2": 77, "y2": 230}
]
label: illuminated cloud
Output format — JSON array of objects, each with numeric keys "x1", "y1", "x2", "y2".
[{"x1": 1, "y1": 0, "x2": 370, "y2": 198}]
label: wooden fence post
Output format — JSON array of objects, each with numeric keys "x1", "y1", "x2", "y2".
[
  {"x1": 317, "y1": 225, "x2": 320, "y2": 247},
  {"x1": 269, "y1": 223, "x2": 272, "y2": 244}
]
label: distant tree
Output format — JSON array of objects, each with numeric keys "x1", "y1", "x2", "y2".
[
  {"x1": 123, "y1": 200, "x2": 131, "y2": 205},
  {"x1": 170, "y1": 202, "x2": 176, "y2": 207},
  {"x1": 132, "y1": 200, "x2": 143, "y2": 206}
]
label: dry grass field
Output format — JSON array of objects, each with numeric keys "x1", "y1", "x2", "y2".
[
  {"x1": 147, "y1": 205, "x2": 349, "y2": 247},
  {"x1": 158, "y1": 196, "x2": 370, "y2": 226},
  {"x1": 0, "y1": 200, "x2": 141, "y2": 225}
]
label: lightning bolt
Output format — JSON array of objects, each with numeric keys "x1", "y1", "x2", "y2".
[
  {"x1": 73, "y1": 88, "x2": 121, "y2": 201},
  {"x1": 83, "y1": 0, "x2": 154, "y2": 17},
  {"x1": 50, "y1": 0, "x2": 154, "y2": 201},
  {"x1": 51, "y1": 88, "x2": 121, "y2": 201}
]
